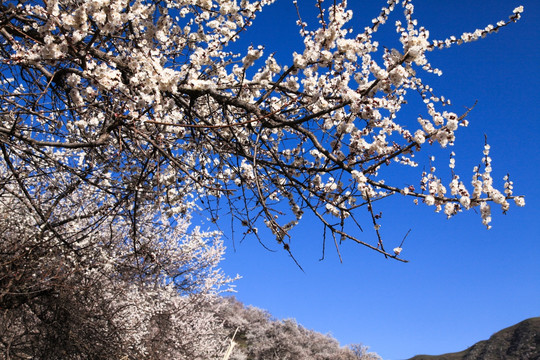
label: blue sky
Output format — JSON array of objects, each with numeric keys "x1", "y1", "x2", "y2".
[{"x1": 213, "y1": 1, "x2": 540, "y2": 359}]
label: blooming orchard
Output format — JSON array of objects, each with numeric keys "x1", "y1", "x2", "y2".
[
  {"x1": 0, "y1": 0, "x2": 527, "y2": 357},
  {"x1": 0, "y1": 0, "x2": 524, "y2": 265}
]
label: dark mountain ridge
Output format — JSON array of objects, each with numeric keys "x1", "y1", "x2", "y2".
[{"x1": 409, "y1": 317, "x2": 540, "y2": 360}]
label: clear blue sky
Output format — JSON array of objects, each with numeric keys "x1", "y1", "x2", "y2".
[{"x1": 211, "y1": 1, "x2": 540, "y2": 359}]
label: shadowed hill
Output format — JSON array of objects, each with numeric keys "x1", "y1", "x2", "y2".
[{"x1": 409, "y1": 317, "x2": 540, "y2": 360}]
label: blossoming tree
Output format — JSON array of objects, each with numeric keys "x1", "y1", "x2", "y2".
[
  {"x1": 0, "y1": 183, "x2": 234, "y2": 358},
  {"x1": 0, "y1": 0, "x2": 525, "y2": 267}
]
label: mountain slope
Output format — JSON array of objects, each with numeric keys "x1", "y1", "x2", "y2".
[{"x1": 409, "y1": 317, "x2": 540, "y2": 360}]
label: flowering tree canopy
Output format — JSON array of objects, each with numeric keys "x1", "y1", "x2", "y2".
[
  {"x1": 0, "y1": 0, "x2": 525, "y2": 263},
  {"x1": 215, "y1": 296, "x2": 381, "y2": 360},
  {"x1": 0, "y1": 187, "x2": 234, "y2": 358}
]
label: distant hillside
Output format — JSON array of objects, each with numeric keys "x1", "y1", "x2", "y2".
[{"x1": 409, "y1": 317, "x2": 540, "y2": 360}]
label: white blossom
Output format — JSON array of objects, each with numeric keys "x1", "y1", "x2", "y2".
[{"x1": 424, "y1": 195, "x2": 435, "y2": 206}]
